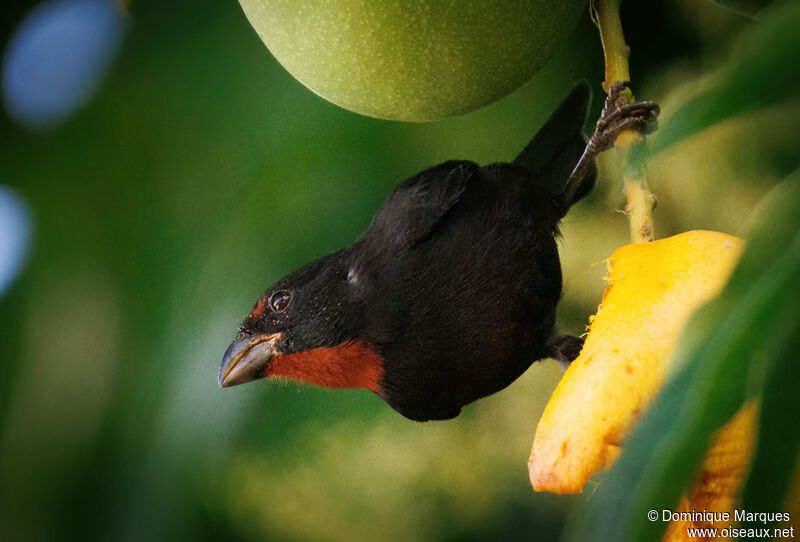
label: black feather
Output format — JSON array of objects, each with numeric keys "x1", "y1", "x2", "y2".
[
  {"x1": 514, "y1": 81, "x2": 596, "y2": 207},
  {"x1": 231, "y1": 84, "x2": 595, "y2": 422},
  {"x1": 366, "y1": 161, "x2": 476, "y2": 249}
]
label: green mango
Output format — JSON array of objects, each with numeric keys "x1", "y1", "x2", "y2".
[{"x1": 239, "y1": 0, "x2": 587, "y2": 121}]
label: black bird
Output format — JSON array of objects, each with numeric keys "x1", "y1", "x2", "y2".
[{"x1": 219, "y1": 82, "x2": 658, "y2": 421}]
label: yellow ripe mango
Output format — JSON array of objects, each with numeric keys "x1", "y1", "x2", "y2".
[
  {"x1": 662, "y1": 403, "x2": 758, "y2": 541},
  {"x1": 529, "y1": 230, "x2": 744, "y2": 494}
]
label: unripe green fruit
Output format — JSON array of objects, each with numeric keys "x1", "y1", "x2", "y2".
[{"x1": 239, "y1": 1, "x2": 587, "y2": 121}]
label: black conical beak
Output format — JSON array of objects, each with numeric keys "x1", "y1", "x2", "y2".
[{"x1": 218, "y1": 332, "x2": 284, "y2": 388}]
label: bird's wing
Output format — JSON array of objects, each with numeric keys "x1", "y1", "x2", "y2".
[{"x1": 365, "y1": 160, "x2": 477, "y2": 249}]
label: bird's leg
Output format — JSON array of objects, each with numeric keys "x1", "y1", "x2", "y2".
[
  {"x1": 564, "y1": 81, "x2": 659, "y2": 203},
  {"x1": 549, "y1": 334, "x2": 584, "y2": 372}
]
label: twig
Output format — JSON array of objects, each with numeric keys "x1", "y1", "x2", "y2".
[{"x1": 593, "y1": 0, "x2": 655, "y2": 243}]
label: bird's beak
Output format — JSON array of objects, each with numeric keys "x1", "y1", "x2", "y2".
[{"x1": 218, "y1": 332, "x2": 284, "y2": 388}]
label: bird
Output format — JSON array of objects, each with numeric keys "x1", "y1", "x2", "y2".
[{"x1": 218, "y1": 81, "x2": 659, "y2": 422}]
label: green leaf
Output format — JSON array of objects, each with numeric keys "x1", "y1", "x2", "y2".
[
  {"x1": 706, "y1": 0, "x2": 773, "y2": 19},
  {"x1": 563, "y1": 173, "x2": 800, "y2": 542},
  {"x1": 651, "y1": 0, "x2": 800, "y2": 153},
  {"x1": 739, "y1": 312, "x2": 800, "y2": 530}
]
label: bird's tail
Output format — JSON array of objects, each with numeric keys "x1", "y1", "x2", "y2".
[{"x1": 513, "y1": 82, "x2": 596, "y2": 214}]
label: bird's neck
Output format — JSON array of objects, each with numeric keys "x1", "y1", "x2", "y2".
[{"x1": 268, "y1": 341, "x2": 384, "y2": 393}]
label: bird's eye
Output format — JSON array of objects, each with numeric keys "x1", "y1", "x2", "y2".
[{"x1": 269, "y1": 290, "x2": 292, "y2": 312}]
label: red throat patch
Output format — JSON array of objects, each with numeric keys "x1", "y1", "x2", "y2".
[{"x1": 268, "y1": 341, "x2": 384, "y2": 393}]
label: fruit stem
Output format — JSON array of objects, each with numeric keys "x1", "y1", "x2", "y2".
[{"x1": 593, "y1": 0, "x2": 655, "y2": 243}]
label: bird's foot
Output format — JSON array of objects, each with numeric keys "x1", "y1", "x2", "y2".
[
  {"x1": 564, "y1": 82, "x2": 659, "y2": 203},
  {"x1": 550, "y1": 334, "x2": 584, "y2": 372},
  {"x1": 587, "y1": 81, "x2": 660, "y2": 154}
]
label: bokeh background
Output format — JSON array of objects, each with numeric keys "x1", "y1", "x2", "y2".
[{"x1": 0, "y1": 1, "x2": 797, "y2": 541}]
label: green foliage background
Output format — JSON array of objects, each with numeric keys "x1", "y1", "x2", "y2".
[{"x1": 0, "y1": 1, "x2": 797, "y2": 541}]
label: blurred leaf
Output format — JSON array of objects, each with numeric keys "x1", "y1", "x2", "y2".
[
  {"x1": 738, "y1": 176, "x2": 800, "y2": 525},
  {"x1": 706, "y1": 0, "x2": 773, "y2": 18},
  {"x1": 739, "y1": 316, "x2": 800, "y2": 529},
  {"x1": 652, "y1": 0, "x2": 800, "y2": 153},
  {"x1": 563, "y1": 173, "x2": 800, "y2": 542}
]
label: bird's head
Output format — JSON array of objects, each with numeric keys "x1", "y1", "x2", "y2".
[{"x1": 218, "y1": 248, "x2": 385, "y2": 394}]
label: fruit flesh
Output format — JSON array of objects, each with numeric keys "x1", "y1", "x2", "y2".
[
  {"x1": 662, "y1": 403, "x2": 757, "y2": 541},
  {"x1": 529, "y1": 230, "x2": 744, "y2": 494}
]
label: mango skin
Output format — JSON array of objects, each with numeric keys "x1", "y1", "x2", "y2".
[
  {"x1": 529, "y1": 230, "x2": 744, "y2": 494},
  {"x1": 238, "y1": 0, "x2": 586, "y2": 121}
]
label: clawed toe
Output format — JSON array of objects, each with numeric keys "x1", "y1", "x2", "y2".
[
  {"x1": 564, "y1": 82, "x2": 660, "y2": 204},
  {"x1": 589, "y1": 83, "x2": 660, "y2": 153}
]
